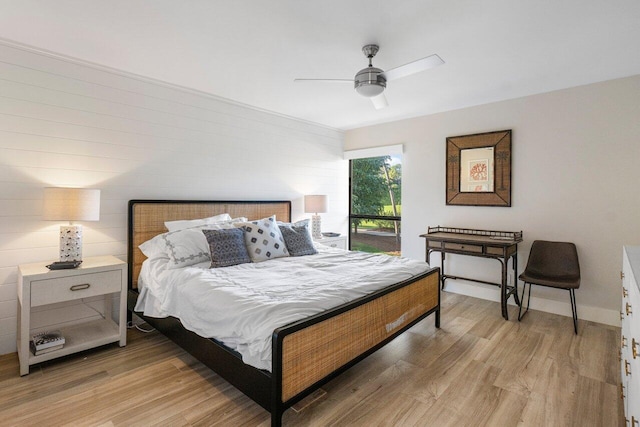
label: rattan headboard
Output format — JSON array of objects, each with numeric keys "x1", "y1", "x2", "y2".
[{"x1": 128, "y1": 200, "x2": 291, "y2": 289}]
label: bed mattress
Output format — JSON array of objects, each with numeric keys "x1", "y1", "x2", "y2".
[{"x1": 135, "y1": 246, "x2": 430, "y2": 371}]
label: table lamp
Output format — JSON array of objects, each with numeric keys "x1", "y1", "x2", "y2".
[
  {"x1": 43, "y1": 187, "x2": 100, "y2": 262},
  {"x1": 304, "y1": 195, "x2": 328, "y2": 239}
]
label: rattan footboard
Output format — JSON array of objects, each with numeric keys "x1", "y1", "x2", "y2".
[{"x1": 277, "y1": 271, "x2": 439, "y2": 403}]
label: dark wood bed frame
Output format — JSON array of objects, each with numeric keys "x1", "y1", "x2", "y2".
[{"x1": 127, "y1": 200, "x2": 440, "y2": 426}]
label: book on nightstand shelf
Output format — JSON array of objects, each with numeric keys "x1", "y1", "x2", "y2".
[
  {"x1": 30, "y1": 330, "x2": 65, "y2": 355},
  {"x1": 30, "y1": 343, "x2": 64, "y2": 356}
]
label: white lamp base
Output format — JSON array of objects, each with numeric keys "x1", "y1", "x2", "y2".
[
  {"x1": 311, "y1": 214, "x2": 322, "y2": 239},
  {"x1": 60, "y1": 225, "x2": 83, "y2": 262}
]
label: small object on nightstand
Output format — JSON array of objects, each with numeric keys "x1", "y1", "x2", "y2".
[
  {"x1": 46, "y1": 261, "x2": 82, "y2": 270},
  {"x1": 31, "y1": 343, "x2": 64, "y2": 356},
  {"x1": 30, "y1": 330, "x2": 65, "y2": 355},
  {"x1": 321, "y1": 232, "x2": 340, "y2": 237}
]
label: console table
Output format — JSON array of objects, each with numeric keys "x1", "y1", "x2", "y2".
[{"x1": 420, "y1": 226, "x2": 523, "y2": 320}]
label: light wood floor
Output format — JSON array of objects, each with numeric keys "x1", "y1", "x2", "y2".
[{"x1": 0, "y1": 292, "x2": 624, "y2": 426}]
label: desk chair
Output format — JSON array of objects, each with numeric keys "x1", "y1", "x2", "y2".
[{"x1": 518, "y1": 240, "x2": 581, "y2": 334}]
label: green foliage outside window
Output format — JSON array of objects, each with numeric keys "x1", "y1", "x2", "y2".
[{"x1": 350, "y1": 156, "x2": 401, "y2": 235}]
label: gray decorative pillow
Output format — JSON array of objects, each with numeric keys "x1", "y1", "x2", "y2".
[
  {"x1": 202, "y1": 228, "x2": 251, "y2": 268},
  {"x1": 235, "y1": 215, "x2": 289, "y2": 262},
  {"x1": 279, "y1": 219, "x2": 317, "y2": 256}
]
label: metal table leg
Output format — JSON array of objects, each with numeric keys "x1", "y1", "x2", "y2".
[{"x1": 440, "y1": 251, "x2": 447, "y2": 289}]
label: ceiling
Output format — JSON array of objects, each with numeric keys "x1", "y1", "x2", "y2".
[{"x1": 1, "y1": 1, "x2": 640, "y2": 130}]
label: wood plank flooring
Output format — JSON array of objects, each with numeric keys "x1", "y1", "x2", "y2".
[{"x1": 0, "y1": 292, "x2": 624, "y2": 426}]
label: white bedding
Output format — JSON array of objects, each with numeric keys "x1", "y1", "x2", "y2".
[{"x1": 135, "y1": 245, "x2": 430, "y2": 371}]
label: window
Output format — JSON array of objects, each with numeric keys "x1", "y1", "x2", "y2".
[{"x1": 349, "y1": 155, "x2": 401, "y2": 255}]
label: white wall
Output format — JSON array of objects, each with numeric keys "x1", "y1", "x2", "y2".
[
  {"x1": 0, "y1": 40, "x2": 347, "y2": 355},
  {"x1": 346, "y1": 75, "x2": 640, "y2": 326}
]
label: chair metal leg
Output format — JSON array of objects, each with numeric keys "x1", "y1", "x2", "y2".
[
  {"x1": 512, "y1": 254, "x2": 521, "y2": 307},
  {"x1": 518, "y1": 282, "x2": 532, "y2": 321},
  {"x1": 569, "y1": 288, "x2": 578, "y2": 334}
]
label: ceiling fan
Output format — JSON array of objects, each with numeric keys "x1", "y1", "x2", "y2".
[{"x1": 294, "y1": 44, "x2": 444, "y2": 110}]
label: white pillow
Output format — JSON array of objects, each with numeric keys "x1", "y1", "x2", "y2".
[
  {"x1": 162, "y1": 227, "x2": 212, "y2": 268},
  {"x1": 139, "y1": 235, "x2": 169, "y2": 259},
  {"x1": 164, "y1": 213, "x2": 232, "y2": 232},
  {"x1": 235, "y1": 215, "x2": 289, "y2": 262},
  {"x1": 139, "y1": 217, "x2": 247, "y2": 269}
]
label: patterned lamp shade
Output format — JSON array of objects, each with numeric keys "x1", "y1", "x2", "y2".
[{"x1": 43, "y1": 188, "x2": 100, "y2": 262}]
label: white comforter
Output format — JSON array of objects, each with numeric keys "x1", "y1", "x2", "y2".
[{"x1": 135, "y1": 246, "x2": 430, "y2": 371}]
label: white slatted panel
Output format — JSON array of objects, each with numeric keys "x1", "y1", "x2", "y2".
[{"x1": 0, "y1": 41, "x2": 348, "y2": 355}]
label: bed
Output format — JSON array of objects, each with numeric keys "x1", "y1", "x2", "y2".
[{"x1": 127, "y1": 200, "x2": 440, "y2": 426}]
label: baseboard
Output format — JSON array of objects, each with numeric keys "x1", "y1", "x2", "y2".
[{"x1": 443, "y1": 280, "x2": 620, "y2": 327}]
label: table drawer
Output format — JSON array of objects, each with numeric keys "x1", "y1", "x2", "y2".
[
  {"x1": 444, "y1": 242, "x2": 483, "y2": 253},
  {"x1": 31, "y1": 270, "x2": 122, "y2": 307},
  {"x1": 486, "y1": 246, "x2": 505, "y2": 256}
]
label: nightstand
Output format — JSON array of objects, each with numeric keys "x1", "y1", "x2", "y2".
[
  {"x1": 17, "y1": 255, "x2": 127, "y2": 376},
  {"x1": 315, "y1": 235, "x2": 348, "y2": 250}
]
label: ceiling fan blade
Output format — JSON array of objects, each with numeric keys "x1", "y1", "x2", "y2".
[
  {"x1": 294, "y1": 79, "x2": 354, "y2": 83},
  {"x1": 371, "y1": 93, "x2": 388, "y2": 110},
  {"x1": 380, "y1": 54, "x2": 444, "y2": 81}
]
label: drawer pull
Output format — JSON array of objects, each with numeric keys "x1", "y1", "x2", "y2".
[
  {"x1": 70, "y1": 283, "x2": 91, "y2": 291},
  {"x1": 621, "y1": 383, "x2": 625, "y2": 400},
  {"x1": 622, "y1": 335, "x2": 627, "y2": 348},
  {"x1": 625, "y1": 360, "x2": 631, "y2": 376},
  {"x1": 634, "y1": 337, "x2": 639, "y2": 359},
  {"x1": 627, "y1": 302, "x2": 633, "y2": 315},
  {"x1": 633, "y1": 416, "x2": 639, "y2": 426},
  {"x1": 621, "y1": 271, "x2": 625, "y2": 280},
  {"x1": 623, "y1": 287, "x2": 628, "y2": 298}
]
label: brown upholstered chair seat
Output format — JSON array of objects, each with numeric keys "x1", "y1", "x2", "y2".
[{"x1": 518, "y1": 272, "x2": 580, "y2": 289}]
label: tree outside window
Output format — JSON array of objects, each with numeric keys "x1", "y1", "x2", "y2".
[{"x1": 350, "y1": 155, "x2": 401, "y2": 256}]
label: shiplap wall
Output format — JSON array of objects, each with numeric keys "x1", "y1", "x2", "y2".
[{"x1": 0, "y1": 40, "x2": 347, "y2": 355}]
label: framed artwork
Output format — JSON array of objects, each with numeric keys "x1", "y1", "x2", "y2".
[{"x1": 446, "y1": 129, "x2": 511, "y2": 206}]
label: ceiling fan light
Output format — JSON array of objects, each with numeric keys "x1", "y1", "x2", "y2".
[
  {"x1": 355, "y1": 83, "x2": 385, "y2": 97},
  {"x1": 354, "y1": 66, "x2": 386, "y2": 98}
]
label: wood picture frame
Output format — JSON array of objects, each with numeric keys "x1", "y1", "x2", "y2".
[{"x1": 446, "y1": 129, "x2": 512, "y2": 207}]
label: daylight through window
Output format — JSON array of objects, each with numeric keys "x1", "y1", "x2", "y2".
[{"x1": 349, "y1": 155, "x2": 401, "y2": 256}]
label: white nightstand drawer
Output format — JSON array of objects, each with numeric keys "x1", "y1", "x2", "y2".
[
  {"x1": 315, "y1": 236, "x2": 347, "y2": 250},
  {"x1": 31, "y1": 270, "x2": 122, "y2": 307}
]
